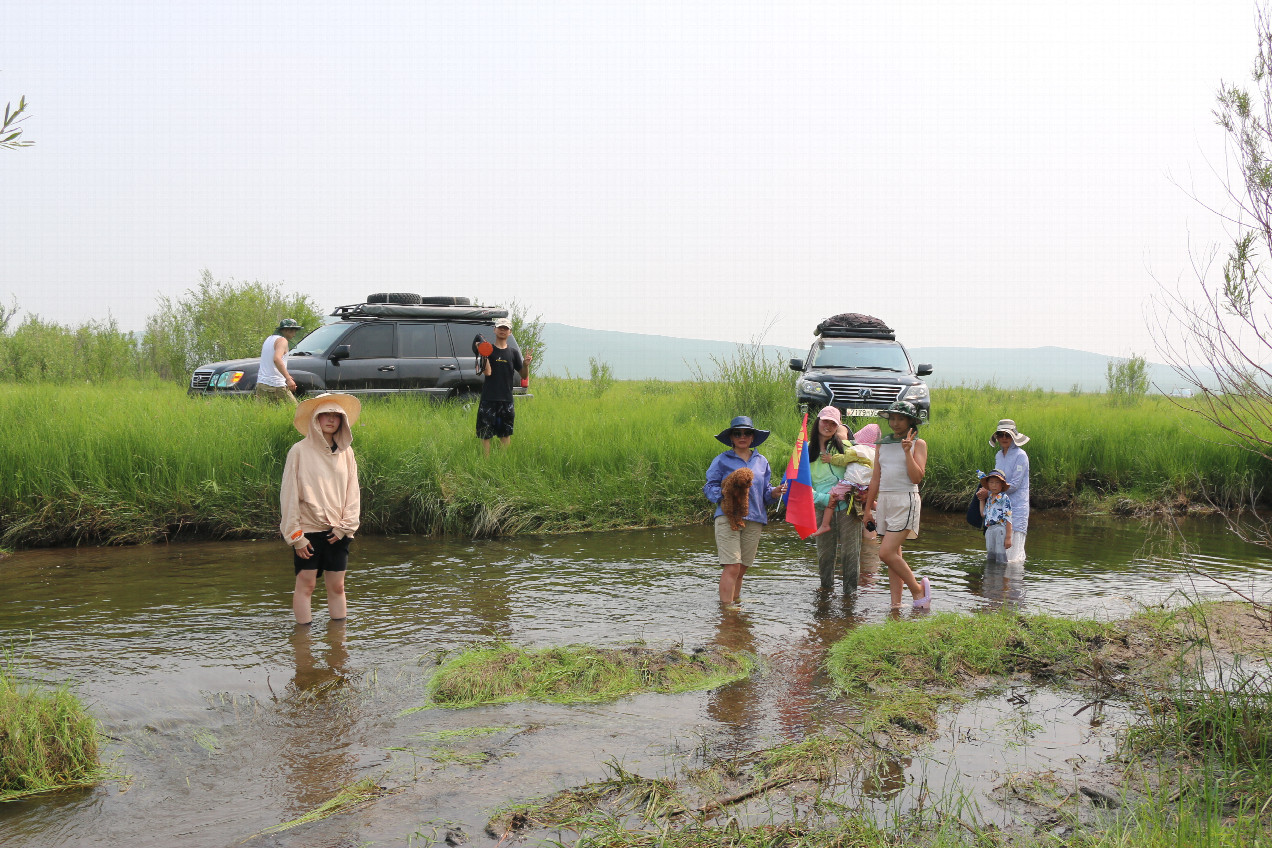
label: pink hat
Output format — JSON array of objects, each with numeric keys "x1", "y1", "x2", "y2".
[
  {"x1": 853, "y1": 422, "x2": 880, "y2": 446},
  {"x1": 816, "y1": 406, "x2": 842, "y2": 424}
]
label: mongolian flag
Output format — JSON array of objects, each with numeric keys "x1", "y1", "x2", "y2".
[{"x1": 783, "y1": 413, "x2": 818, "y2": 539}]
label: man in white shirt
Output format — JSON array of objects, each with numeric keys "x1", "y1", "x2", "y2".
[{"x1": 255, "y1": 318, "x2": 303, "y2": 404}]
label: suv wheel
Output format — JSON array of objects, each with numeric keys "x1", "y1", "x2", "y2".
[{"x1": 367, "y1": 292, "x2": 422, "y2": 304}]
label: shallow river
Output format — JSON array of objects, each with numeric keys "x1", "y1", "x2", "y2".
[{"x1": 1, "y1": 513, "x2": 1268, "y2": 847}]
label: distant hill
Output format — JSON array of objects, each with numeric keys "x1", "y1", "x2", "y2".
[{"x1": 535, "y1": 323, "x2": 1204, "y2": 394}]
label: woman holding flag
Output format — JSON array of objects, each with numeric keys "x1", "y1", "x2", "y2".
[
  {"x1": 808, "y1": 406, "x2": 868, "y2": 593},
  {"x1": 703, "y1": 416, "x2": 784, "y2": 606}
]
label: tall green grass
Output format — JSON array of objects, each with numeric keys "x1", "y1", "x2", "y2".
[
  {"x1": 921, "y1": 386, "x2": 1270, "y2": 509},
  {"x1": 0, "y1": 381, "x2": 1264, "y2": 547},
  {"x1": 0, "y1": 663, "x2": 101, "y2": 799}
]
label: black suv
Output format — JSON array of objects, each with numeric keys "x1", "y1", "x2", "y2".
[
  {"x1": 188, "y1": 294, "x2": 526, "y2": 399},
  {"x1": 789, "y1": 318, "x2": 932, "y2": 421}
]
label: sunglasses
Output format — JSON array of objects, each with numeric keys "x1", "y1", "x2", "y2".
[{"x1": 730, "y1": 430, "x2": 755, "y2": 438}]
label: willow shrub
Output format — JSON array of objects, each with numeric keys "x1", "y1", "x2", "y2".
[{"x1": 0, "y1": 665, "x2": 101, "y2": 798}]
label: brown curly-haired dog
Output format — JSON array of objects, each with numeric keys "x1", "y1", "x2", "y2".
[{"x1": 721, "y1": 468, "x2": 754, "y2": 530}]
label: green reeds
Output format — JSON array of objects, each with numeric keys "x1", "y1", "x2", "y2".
[
  {"x1": 0, "y1": 381, "x2": 1264, "y2": 547},
  {"x1": 0, "y1": 663, "x2": 102, "y2": 799},
  {"x1": 428, "y1": 644, "x2": 755, "y2": 708}
]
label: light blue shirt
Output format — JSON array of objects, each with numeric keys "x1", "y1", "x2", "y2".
[
  {"x1": 704, "y1": 450, "x2": 777, "y2": 524},
  {"x1": 994, "y1": 446, "x2": 1030, "y2": 534}
]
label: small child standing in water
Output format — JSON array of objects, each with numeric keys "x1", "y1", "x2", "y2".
[{"x1": 979, "y1": 469, "x2": 1013, "y2": 561}]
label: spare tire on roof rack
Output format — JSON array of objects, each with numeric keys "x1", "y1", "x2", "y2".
[
  {"x1": 418, "y1": 296, "x2": 473, "y2": 306},
  {"x1": 367, "y1": 292, "x2": 422, "y2": 304}
]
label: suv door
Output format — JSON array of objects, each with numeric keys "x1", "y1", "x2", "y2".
[
  {"x1": 395, "y1": 322, "x2": 460, "y2": 396},
  {"x1": 327, "y1": 322, "x2": 398, "y2": 392}
]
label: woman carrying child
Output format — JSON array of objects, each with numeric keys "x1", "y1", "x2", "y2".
[
  {"x1": 978, "y1": 469, "x2": 1014, "y2": 561},
  {"x1": 808, "y1": 406, "x2": 872, "y2": 593},
  {"x1": 703, "y1": 415, "x2": 784, "y2": 606},
  {"x1": 861, "y1": 401, "x2": 932, "y2": 610},
  {"x1": 281, "y1": 392, "x2": 362, "y2": 625}
]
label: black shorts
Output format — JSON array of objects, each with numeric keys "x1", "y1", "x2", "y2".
[
  {"x1": 476, "y1": 400, "x2": 515, "y2": 439},
  {"x1": 293, "y1": 531, "x2": 352, "y2": 576}
]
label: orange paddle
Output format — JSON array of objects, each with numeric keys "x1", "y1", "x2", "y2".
[{"x1": 477, "y1": 341, "x2": 493, "y2": 357}]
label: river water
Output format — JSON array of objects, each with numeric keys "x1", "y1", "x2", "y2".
[{"x1": 1, "y1": 513, "x2": 1268, "y2": 846}]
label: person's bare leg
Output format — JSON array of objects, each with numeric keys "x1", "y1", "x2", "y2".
[
  {"x1": 325, "y1": 571, "x2": 347, "y2": 619},
  {"x1": 719, "y1": 564, "x2": 742, "y2": 604},
  {"x1": 810, "y1": 507, "x2": 835, "y2": 537},
  {"x1": 878, "y1": 532, "x2": 922, "y2": 607},
  {"x1": 499, "y1": 436, "x2": 511, "y2": 449},
  {"x1": 732, "y1": 564, "x2": 748, "y2": 603},
  {"x1": 293, "y1": 571, "x2": 317, "y2": 623},
  {"x1": 482, "y1": 438, "x2": 492, "y2": 456}
]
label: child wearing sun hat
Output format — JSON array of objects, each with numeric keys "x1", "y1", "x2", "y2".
[{"x1": 977, "y1": 469, "x2": 1013, "y2": 562}]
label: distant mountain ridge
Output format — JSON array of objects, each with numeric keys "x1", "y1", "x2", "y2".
[{"x1": 535, "y1": 323, "x2": 1201, "y2": 394}]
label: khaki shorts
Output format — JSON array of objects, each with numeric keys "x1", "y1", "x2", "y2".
[
  {"x1": 875, "y1": 492, "x2": 920, "y2": 539},
  {"x1": 714, "y1": 515, "x2": 764, "y2": 566},
  {"x1": 255, "y1": 383, "x2": 297, "y2": 405}
]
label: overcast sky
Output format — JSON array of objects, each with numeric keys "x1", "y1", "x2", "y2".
[{"x1": 1, "y1": 0, "x2": 1261, "y2": 357}]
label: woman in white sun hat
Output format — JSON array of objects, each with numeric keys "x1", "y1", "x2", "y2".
[{"x1": 977, "y1": 418, "x2": 1031, "y2": 562}]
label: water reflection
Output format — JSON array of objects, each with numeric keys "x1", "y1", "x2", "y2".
[
  {"x1": 288, "y1": 619, "x2": 351, "y2": 694},
  {"x1": 278, "y1": 619, "x2": 358, "y2": 813},
  {"x1": 982, "y1": 560, "x2": 1027, "y2": 610}
]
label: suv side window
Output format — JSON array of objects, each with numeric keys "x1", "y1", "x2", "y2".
[
  {"x1": 399, "y1": 323, "x2": 437, "y2": 358},
  {"x1": 345, "y1": 323, "x2": 395, "y2": 359}
]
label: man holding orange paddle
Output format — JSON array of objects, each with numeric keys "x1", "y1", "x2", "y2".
[{"x1": 476, "y1": 316, "x2": 532, "y2": 455}]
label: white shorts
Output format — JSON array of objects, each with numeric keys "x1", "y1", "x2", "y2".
[
  {"x1": 875, "y1": 492, "x2": 920, "y2": 539},
  {"x1": 714, "y1": 516, "x2": 764, "y2": 566}
]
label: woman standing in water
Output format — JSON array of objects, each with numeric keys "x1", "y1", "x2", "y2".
[
  {"x1": 703, "y1": 416, "x2": 784, "y2": 606},
  {"x1": 862, "y1": 401, "x2": 931, "y2": 610},
  {"x1": 978, "y1": 418, "x2": 1031, "y2": 562},
  {"x1": 807, "y1": 406, "x2": 869, "y2": 593},
  {"x1": 281, "y1": 392, "x2": 362, "y2": 625}
]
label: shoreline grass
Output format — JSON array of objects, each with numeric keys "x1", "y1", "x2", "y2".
[
  {"x1": 0, "y1": 662, "x2": 102, "y2": 800},
  {"x1": 427, "y1": 643, "x2": 756, "y2": 709},
  {"x1": 484, "y1": 603, "x2": 1272, "y2": 848},
  {"x1": 1, "y1": 380, "x2": 1267, "y2": 547}
]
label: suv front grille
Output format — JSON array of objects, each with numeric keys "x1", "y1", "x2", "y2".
[
  {"x1": 826, "y1": 382, "x2": 903, "y2": 405},
  {"x1": 190, "y1": 369, "x2": 214, "y2": 390}
]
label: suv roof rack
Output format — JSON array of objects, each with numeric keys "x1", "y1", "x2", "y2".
[
  {"x1": 817, "y1": 327, "x2": 895, "y2": 340},
  {"x1": 331, "y1": 303, "x2": 510, "y2": 320}
]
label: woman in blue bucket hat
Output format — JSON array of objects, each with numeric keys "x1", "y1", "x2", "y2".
[{"x1": 703, "y1": 416, "x2": 785, "y2": 606}]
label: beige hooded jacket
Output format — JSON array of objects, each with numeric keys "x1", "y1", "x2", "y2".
[{"x1": 280, "y1": 400, "x2": 361, "y2": 549}]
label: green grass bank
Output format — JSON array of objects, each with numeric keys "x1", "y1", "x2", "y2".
[{"x1": 0, "y1": 381, "x2": 1266, "y2": 547}]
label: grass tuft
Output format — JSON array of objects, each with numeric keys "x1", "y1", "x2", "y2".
[
  {"x1": 0, "y1": 662, "x2": 102, "y2": 800},
  {"x1": 428, "y1": 643, "x2": 755, "y2": 709}
]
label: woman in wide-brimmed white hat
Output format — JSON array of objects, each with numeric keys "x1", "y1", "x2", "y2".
[
  {"x1": 280, "y1": 393, "x2": 362, "y2": 625},
  {"x1": 977, "y1": 418, "x2": 1031, "y2": 562}
]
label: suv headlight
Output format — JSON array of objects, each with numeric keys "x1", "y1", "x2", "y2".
[
  {"x1": 215, "y1": 371, "x2": 245, "y2": 388},
  {"x1": 799, "y1": 379, "x2": 827, "y2": 396},
  {"x1": 904, "y1": 384, "x2": 929, "y2": 401}
]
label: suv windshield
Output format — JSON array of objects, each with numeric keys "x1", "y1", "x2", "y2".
[
  {"x1": 290, "y1": 322, "x2": 350, "y2": 356},
  {"x1": 810, "y1": 340, "x2": 911, "y2": 372}
]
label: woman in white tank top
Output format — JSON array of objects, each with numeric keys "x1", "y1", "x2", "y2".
[{"x1": 862, "y1": 401, "x2": 932, "y2": 611}]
